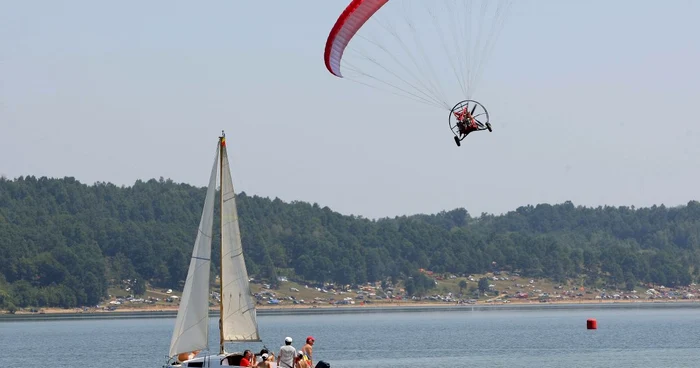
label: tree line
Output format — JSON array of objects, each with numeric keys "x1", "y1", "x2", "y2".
[{"x1": 1, "y1": 175, "x2": 698, "y2": 310}]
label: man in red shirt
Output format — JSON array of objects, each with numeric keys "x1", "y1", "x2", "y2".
[{"x1": 239, "y1": 350, "x2": 254, "y2": 367}]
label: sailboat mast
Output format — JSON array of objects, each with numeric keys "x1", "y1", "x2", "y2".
[{"x1": 218, "y1": 131, "x2": 226, "y2": 355}]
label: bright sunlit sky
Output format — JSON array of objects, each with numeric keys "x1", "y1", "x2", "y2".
[{"x1": 1, "y1": 0, "x2": 699, "y2": 219}]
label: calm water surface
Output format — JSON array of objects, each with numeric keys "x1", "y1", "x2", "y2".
[{"x1": 1, "y1": 306, "x2": 699, "y2": 367}]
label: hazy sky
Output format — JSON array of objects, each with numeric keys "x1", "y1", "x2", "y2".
[{"x1": 1, "y1": 1, "x2": 698, "y2": 219}]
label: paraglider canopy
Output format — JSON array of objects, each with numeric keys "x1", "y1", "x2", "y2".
[
  {"x1": 324, "y1": 0, "x2": 513, "y2": 110},
  {"x1": 325, "y1": 0, "x2": 389, "y2": 79}
]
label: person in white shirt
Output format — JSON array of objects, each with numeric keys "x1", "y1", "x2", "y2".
[{"x1": 277, "y1": 337, "x2": 296, "y2": 368}]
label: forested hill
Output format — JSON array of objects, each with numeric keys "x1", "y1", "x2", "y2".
[{"x1": 1, "y1": 175, "x2": 699, "y2": 310}]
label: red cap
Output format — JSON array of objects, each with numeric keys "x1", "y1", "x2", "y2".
[{"x1": 306, "y1": 336, "x2": 315, "y2": 343}]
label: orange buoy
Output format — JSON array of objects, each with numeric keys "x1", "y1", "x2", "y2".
[{"x1": 587, "y1": 318, "x2": 597, "y2": 329}]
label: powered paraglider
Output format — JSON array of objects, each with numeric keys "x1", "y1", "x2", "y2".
[
  {"x1": 324, "y1": 0, "x2": 512, "y2": 147},
  {"x1": 450, "y1": 99, "x2": 491, "y2": 147}
]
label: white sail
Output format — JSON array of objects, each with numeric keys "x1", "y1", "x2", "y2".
[
  {"x1": 219, "y1": 143, "x2": 261, "y2": 342},
  {"x1": 168, "y1": 146, "x2": 220, "y2": 358}
]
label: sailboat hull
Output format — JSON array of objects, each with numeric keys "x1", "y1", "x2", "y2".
[{"x1": 165, "y1": 353, "x2": 258, "y2": 368}]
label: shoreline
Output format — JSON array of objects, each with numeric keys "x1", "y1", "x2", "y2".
[{"x1": 3, "y1": 299, "x2": 700, "y2": 322}]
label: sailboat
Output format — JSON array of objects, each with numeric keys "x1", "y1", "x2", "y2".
[{"x1": 164, "y1": 131, "x2": 262, "y2": 368}]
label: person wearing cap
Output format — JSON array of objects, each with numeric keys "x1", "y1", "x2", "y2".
[
  {"x1": 256, "y1": 348, "x2": 274, "y2": 366},
  {"x1": 301, "y1": 336, "x2": 314, "y2": 367},
  {"x1": 294, "y1": 351, "x2": 309, "y2": 368},
  {"x1": 257, "y1": 353, "x2": 272, "y2": 368},
  {"x1": 278, "y1": 337, "x2": 296, "y2": 368}
]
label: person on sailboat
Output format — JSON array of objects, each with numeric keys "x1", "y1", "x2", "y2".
[
  {"x1": 278, "y1": 337, "x2": 296, "y2": 368},
  {"x1": 240, "y1": 350, "x2": 257, "y2": 367},
  {"x1": 257, "y1": 353, "x2": 274, "y2": 368},
  {"x1": 294, "y1": 352, "x2": 310, "y2": 368},
  {"x1": 301, "y1": 336, "x2": 314, "y2": 367},
  {"x1": 258, "y1": 349, "x2": 275, "y2": 364},
  {"x1": 176, "y1": 350, "x2": 201, "y2": 363}
]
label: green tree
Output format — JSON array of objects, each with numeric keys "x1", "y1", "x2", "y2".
[
  {"x1": 133, "y1": 278, "x2": 147, "y2": 296},
  {"x1": 404, "y1": 278, "x2": 416, "y2": 296},
  {"x1": 2, "y1": 176, "x2": 700, "y2": 309},
  {"x1": 458, "y1": 280, "x2": 467, "y2": 295},
  {"x1": 478, "y1": 277, "x2": 490, "y2": 293}
]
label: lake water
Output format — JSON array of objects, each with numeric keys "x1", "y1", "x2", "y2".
[{"x1": 1, "y1": 305, "x2": 699, "y2": 367}]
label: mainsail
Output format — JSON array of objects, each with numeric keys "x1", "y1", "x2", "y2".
[
  {"x1": 219, "y1": 140, "x2": 261, "y2": 344},
  {"x1": 168, "y1": 146, "x2": 220, "y2": 358}
]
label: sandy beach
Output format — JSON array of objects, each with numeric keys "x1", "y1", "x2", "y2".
[{"x1": 4, "y1": 297, "x2": 699, "y2": 321}]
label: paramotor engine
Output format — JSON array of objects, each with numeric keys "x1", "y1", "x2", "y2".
[{"x1": 324, "y1": 0, "x2": 512, "y2": 146}]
